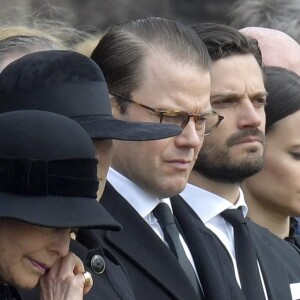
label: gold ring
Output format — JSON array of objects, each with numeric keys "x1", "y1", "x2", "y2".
[{"x1": 82, "y1": 271, "x2": 92, "y2": 286}]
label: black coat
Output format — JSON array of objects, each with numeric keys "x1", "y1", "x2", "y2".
[
  {"x1": 0, "y1": 284, "x2": 23, "y2": 300},
  {"x1": 248, "y1": 220, "x2": 300, "y2": 299},
  {"x1": 77, "y1": 181, "x2": 199, "y2": 300},
  {"x1": 171, "y1": 195, "x2": 300, "y2": 300},
  {"x1": 171, "y1": 196, "x2": 246, "y2": 300}
]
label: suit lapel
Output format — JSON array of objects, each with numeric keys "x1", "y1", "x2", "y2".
[
  {"x1": 248, "y1": 220, "x2": 292, "y2": 300},
  {"x1": 101, "y1": 182, "x2": 198, "y2": 300},
  {"x1": 171, "y1": 196, "x2": 246, "y2": 300}
]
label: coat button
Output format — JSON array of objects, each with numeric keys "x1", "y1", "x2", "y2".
[{"x1": 91, "y1": 255, "x2": 105, "y2": 274}]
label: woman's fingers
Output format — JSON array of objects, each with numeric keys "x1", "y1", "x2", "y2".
[
  {"x1": 56, "y1": 252, "x2": 84, "y2": 279},
  {"x1": 38, "y1": 252, "x2": 92, "y2": 300}
]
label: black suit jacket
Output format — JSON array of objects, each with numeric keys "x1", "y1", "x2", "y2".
[
  {"x1": 172, "y1": 195, "x2": 300, "y2": 300},
  {"x1": 248, "y1": 220, "x2": 300, "y2": 300},
  {"x1": 171, "y1": 196, "x2": 246, "y2": 300},
  {"x1": 77, "y1": 181, "x2": 199, "y2": 300},
  {"x1": 19, "y1": 236, "x2": 136, "y2": 300}
]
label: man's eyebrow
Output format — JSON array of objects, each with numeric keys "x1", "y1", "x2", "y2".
[
  {"x1": 211, "y1": 91, "x2": 268, "y2": 100},
  {"x1": 291, "y1": 145, "x2": 300, "y2": 150},
  {"x1": 249, "y1": 91, "x2": 268, "y2": 99},
  {"x1": 210, "y1": 92, "x2": 244, "y2": 100}
]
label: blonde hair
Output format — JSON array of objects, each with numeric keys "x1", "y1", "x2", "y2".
[
  {"x1": 0, "y1": 6, "x2": 96, "y2": 48},
  {"x1": 0, "y1": 6, "x2": 97, "y2": 71},
  {"x1": 0, "y1": 26, "x2": 59, "y2": 41},
  {"x1": 73, "y1": 34, "x2": 102, "y2": 57}
]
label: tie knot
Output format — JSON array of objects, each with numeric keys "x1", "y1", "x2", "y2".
[
  {"x1": 153, "y1": 202, "x2": 175, "y2": 228},
  {"x1": 221, "y1": 208, "x2": 246, "y2": 227}
]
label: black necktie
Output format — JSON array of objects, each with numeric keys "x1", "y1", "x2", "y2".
[
  {"x1": 153, "y1": 202, "x2": 203, "y2": 298},
  {"x1": 221, "y1": 208, "x2": 265, "y2": 300}
]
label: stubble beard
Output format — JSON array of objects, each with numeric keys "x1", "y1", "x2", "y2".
[{"x1": 194, "y1": 128, "x2": 265, "y2": 184}]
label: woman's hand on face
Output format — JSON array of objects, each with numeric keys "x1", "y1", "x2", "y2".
[{"x1": 38, "y1": 252, "x2": 93, "y2": 300}]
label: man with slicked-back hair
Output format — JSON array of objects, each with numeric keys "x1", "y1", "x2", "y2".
[{"x1": 77, "y1": 17, "x2": 225, "y2": 300}]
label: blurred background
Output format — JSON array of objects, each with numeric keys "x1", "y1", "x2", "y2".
[{"x1": 1, "y1": 0, "x2": 237, "y2": 32}]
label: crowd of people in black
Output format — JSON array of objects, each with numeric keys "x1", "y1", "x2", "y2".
[{"x1": 1, "y1": 0, "x2": 300, "y2": 299}]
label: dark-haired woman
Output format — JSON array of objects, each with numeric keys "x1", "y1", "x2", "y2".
[{"x1": 243, "y1": 66, "x2": 300, "y2": 244}]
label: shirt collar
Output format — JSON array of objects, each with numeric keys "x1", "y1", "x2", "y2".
[
  {"x1": 180, "y1": 183, "x2": 248, "y2": 223},
  {"x1": 107, "y1": 167, "x2": 160, "y2": 219}
]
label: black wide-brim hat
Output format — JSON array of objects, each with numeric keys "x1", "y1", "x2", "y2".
[
  {"x1": 0, "y1": 110, "x2": 120, "y2": 230},
  {"x1": 0, "y1": 50, "x2": 181, "y2": 140}
]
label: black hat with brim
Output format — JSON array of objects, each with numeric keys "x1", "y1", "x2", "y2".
[
  {"x1": 0, "y1": 50, "x2": 181, "y2": 140},
  {"x1": 0, "y1": 110, "x2": 120, "y2": 230},
  {"x1": 0, "y1": 193, "x2": 120, "y2": 229}
]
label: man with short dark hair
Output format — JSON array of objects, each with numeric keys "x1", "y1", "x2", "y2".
[{"x1": 179, "y1": 23, "x2": 300, "y2": 300}]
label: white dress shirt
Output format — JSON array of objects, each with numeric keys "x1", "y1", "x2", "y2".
[
  {"x1": 107, "y1": 167, "x2": 198, "y2": 274},
  {"x1": 180, "y1": 183, "x2": 268, "y2": 299}
]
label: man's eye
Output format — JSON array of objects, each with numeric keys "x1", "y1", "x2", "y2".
[
  {"x1": 196, "y1": 117, "x2": 206, "y2": 125},
  {"x1": 253, "y1": 98, "x2": 267, "y2": 108},
  {"x1": 162, "y1": 115, "x2": 184, "y2": 124},
  {"x1": 162, "y1": 112, "x2": 186, "y2": 123},
  {"x1": 212, "y1": 99, "x2": 236, "y2": 107},
  {"x1": 291, "y1": 152, "x2": 300, "y2": 160}
]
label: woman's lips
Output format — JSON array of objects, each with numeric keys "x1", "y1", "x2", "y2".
[{"x1": 27, "y1": 257, "x2": 49, "y2": 274}]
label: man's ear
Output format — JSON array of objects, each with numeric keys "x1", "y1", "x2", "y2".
[
  {"x1": 109, "y1": 94, "x2": 118, "y2": 108},
  {"x1": 109, "y1": 94, "x2": 121, "y2": 117}
]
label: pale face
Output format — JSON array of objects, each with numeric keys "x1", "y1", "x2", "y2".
[
  {"x1": 112, "y1": 53, "x2": 211, "y2": 198},
  {"x1": 93, "y1": 139, "x2": 113, "y2": 199},
  {"x1": 243, "y1": 110, "x2": 300, "y2": 217},
  {"x1": 194, "y1": 54, "x2": 267, "y2": 183},
  {"x1": 0, "y1": 219, "x2": 70, "y2": 289}
]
